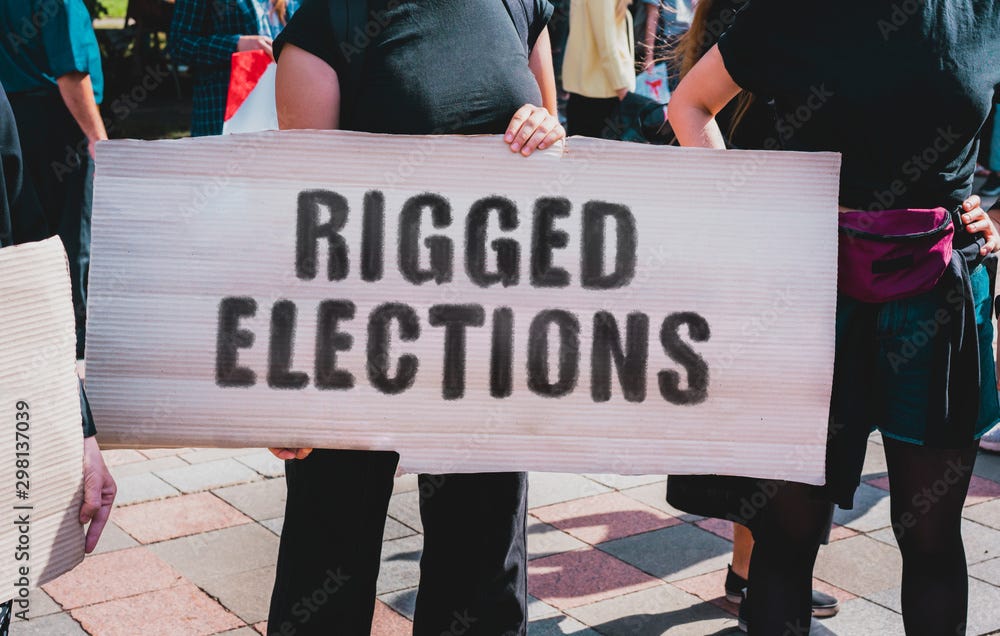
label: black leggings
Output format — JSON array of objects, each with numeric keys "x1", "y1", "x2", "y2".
[
  {"x1": 884, "y1": 437, "x2": 978, "y2": 636},
  {"x1": 746, "y1": 437, "x2": 978, "y2": 635}
]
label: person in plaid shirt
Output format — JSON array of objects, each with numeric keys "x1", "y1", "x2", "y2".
[{"x1": 169, "y1": 0, "x2": 300, "y2": 136}]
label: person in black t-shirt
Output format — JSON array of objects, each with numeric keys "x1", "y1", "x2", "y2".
[
  {"x1": 669, "y1": 1, "x2": 1000, "y2": 634},
  {"x1": 263, "y1": 2, "x2": 563, "y2": 635}
]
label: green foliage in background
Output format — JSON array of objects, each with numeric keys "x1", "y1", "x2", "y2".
[{"x1": 84, "y1": 0, "x2": 128, "y2": 19}]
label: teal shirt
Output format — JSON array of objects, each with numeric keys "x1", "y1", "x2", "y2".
[{"x1": 0, "y1": 0, "x2": 104, "y2": 103}]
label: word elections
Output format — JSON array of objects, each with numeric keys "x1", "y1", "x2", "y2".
[{"x1": 214, "y1": 191, "x2": 711, "y2": 404}]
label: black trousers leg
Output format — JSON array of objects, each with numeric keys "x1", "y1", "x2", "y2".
[
  {"x1": 267, "y1": 449, "x2": 398, "y2": 636},
  {"x1": 8, "y1": 93, "x2": 92, "y2": 358},
  {"x1": 413, "y1": 472, "x2": 528, "y2": 636},
  {"x1": 565, "y1": 93, "x2": 619, "y2": 139}
]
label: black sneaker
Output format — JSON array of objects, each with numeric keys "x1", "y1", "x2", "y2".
[
  {"x1": 980, "y1": 172, "x2": 1000, "y2": 197},
  {"x1": 724, "y1": 565, "x2": 748, "y2": 603}
]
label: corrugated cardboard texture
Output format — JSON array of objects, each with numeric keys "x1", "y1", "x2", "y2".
[
  {"x1": 0, "y1": 238, "x2": 85, "y2": 600},
  {"x1": 88, "y1": 131, "x2": 840, "y2": 483}
]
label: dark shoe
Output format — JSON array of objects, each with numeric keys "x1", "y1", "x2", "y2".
[
  {"x1": 724, "y1": 564, "x2": 748, "y2": 603},
  {"x1": 736, "y1": 586, "x2": 840, "y2": 632},
  {"x1": 980, "y1": 172, "x2": 1000, "y2": 197},
  {"x1": 811, "y1": 589, "x2": 840, "y2": 618}
]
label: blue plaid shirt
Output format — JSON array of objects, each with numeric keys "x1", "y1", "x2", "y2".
[{"x1": 169, "y1": 0, "x2": 298, "y2": 136}]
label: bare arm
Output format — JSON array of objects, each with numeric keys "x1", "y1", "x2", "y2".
[
  {"x1": 643, "y1": 5, "x2": 658, "y2": 71},
  {"x1": 275, "y1": 44, "x2": 341, "y2": 130},
  {"x1": 270, "y1": 43, "x2": 340, "y2": 460},
  {"x1": 668, "y1": 44, "x2": 741, "y2": 149},
  {"x1": 56, "y1": 72, "x2": 107, "y2": 159},
  {"x1": 528, "y1": 28, "x2": 558, "y2": 116}
]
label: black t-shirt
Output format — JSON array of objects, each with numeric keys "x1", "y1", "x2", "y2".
[
  {"x1": 718, "y1": 0, "x2": 1000, "y2": 210},
  {"x1": 275, "y1": 0, "x2": 553, "y2": 135}
]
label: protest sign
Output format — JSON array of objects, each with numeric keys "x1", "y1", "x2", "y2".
[
  {"x1": 0, "y1": 238, "x2": 85, "y2": 606},
  {"x1": 87, "y1": 131, "x2": 840, "y2": 483}
]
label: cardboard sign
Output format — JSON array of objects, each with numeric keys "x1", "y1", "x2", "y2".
[
  {"x1": 87, "y1": 131, "x2": 841, "y2": 483},
  {"x1": 0, "y1": 238, "x2": 85, "y2": 604}
]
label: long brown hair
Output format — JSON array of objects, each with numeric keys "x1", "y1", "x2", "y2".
[
  {"x1": 271, "y1": 0, "x2": 289, "y2": 25},
  {"x1": 672, "y1": 0, "x2": 753, "y2": 142}
]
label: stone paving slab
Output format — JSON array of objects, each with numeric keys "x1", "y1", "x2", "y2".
[
  {"x1": 818, "y1": 598, "x2": 905, "y2": 636},
  {"x1": 212, "y1": 478, "x2": 287, "y2": 521},
  {"x1": 69, "y1": 582, "x2": 243, "y2": 636},
  {"x1": 832, "y1": 483, "x2": 892, "y2": 533},
  {"x1": 563, "y1": 584, "x2": 737, "y2": 636},
  {"x1": 528, "y1": 518, "x2": 590, "y2": 560},
  {"x1": 235, "y1": 452, "x2": 286, "y2": 478},
  {"x1": 178, "y1": 449, "x2": 259, "y2": 464},
  {"x1": 813, "y1": 535, "x2": 902, "y2": 597},
  {"x1": 22, "y1": 448, "x2": 1000, "y2": 634},
  {"x1": 619, "y1": 483, "x2": 703, "y2": 521},
  {"x1": 583, "y1": 475, "x2": 668, "y2": 490},
  {"x1": 388, "y1": 492, "x2": 423, "y2": 533},
  {"x1": 199, "y1": 566, "x2": 277, "y2": 625},
  {"x1": 598, "y1": 525, "x2": 732, "y2": 583},
  {"x1": 88, "y1": 521, "x2": 139, "y2": 556},
  {"x1": 260, "y1": 517, "x2": 283, "y2": 536},
  {"x1": 528, "y1": 615, "x2": 600, "y2": 635},
  {"x1": 109, "y1": 456, "x2": 188, "y2": 479},
  {"x1": 372, "y1": 600, "x2": 412, "y2": 635},
  {"x1": 384, "y1": 516, "x2": 418, "y2": 541},
  {"x1": 43, "y1": 547, "x2": 182, "y2": 609},
  {"x1": 156, "y1": 459, "x2": 260, "y2": 494},
  {"x1": 10, "y1": 611, "x2": 88, "y2": 635},
  {"x1": 528, "y1": 473, "x2": 613, "y2": 509},
  {"x1": 12, "y1": 589, "x2": 62, "y2": 621},
  {"x1": 971, "y1": 557, "x2": 1000, "y2": 586},
  {"x1": 865, "y1": 577, "x2": 1000, "y2": 635},
  {"x1": 529, "y1": 548, "x2": 661, "y2": 610},
  {"x1": 112, "y1": 493, "x2": 250, "y2": 544},
  {"x1": 532, "y1": 492, "x2": 680, "y2": 545},
  {"x1": 868, "y1": 518, "x2": 1000, "y2": 566},
  {"x1": 112, "y1": 473, "x2": 180, "y2": 507},
  {"x1": 149, "y1": 524, "x2": 279, "y2": 588},
  {"x1": 975, "y1": 452, "x2": 1000, "y2": 483},
  {"x1": 965, "y1": 499, "x2": 1000, "y2": 529},
  {"x1": 376, "y1": 536, "x2": 424, "y2": 596},
  {"x1": 378, "y1": 587, "x2": 417, "y2": 620}
]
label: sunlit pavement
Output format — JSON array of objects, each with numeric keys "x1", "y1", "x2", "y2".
[{"x1": 8, "y1": 438, "x2": 1000, "y2": 635}]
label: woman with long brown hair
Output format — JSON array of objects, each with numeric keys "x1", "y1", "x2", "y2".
[
  {"x1": 169, "y1": 0, "x2": 301, "y2": 136},
  {"x1": 664, "y1": 1, "x2": 842, "y2": 630}
]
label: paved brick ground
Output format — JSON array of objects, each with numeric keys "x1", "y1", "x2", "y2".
[{"x1": 8, "y1": 440, "x2": 1000, "y2": 635}]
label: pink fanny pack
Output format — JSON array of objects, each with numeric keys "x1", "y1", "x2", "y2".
[{"x1": 837, "y1": 207, "x2": 954, "y2": 303}]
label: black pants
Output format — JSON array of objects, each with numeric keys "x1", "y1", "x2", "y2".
[
  {"x1": 267, "y1": 449, "x2": 528, "y2": 636},
  {"x1": 566, "y1": 93, "x2": 619, "y2": 139},
  {"x1": 8, "y1": 91, "x2": 93, "y2": 359}
]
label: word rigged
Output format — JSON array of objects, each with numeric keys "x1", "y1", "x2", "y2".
[{"x1": 214, "y1": 190, "x2": 712, "y2": 404}]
